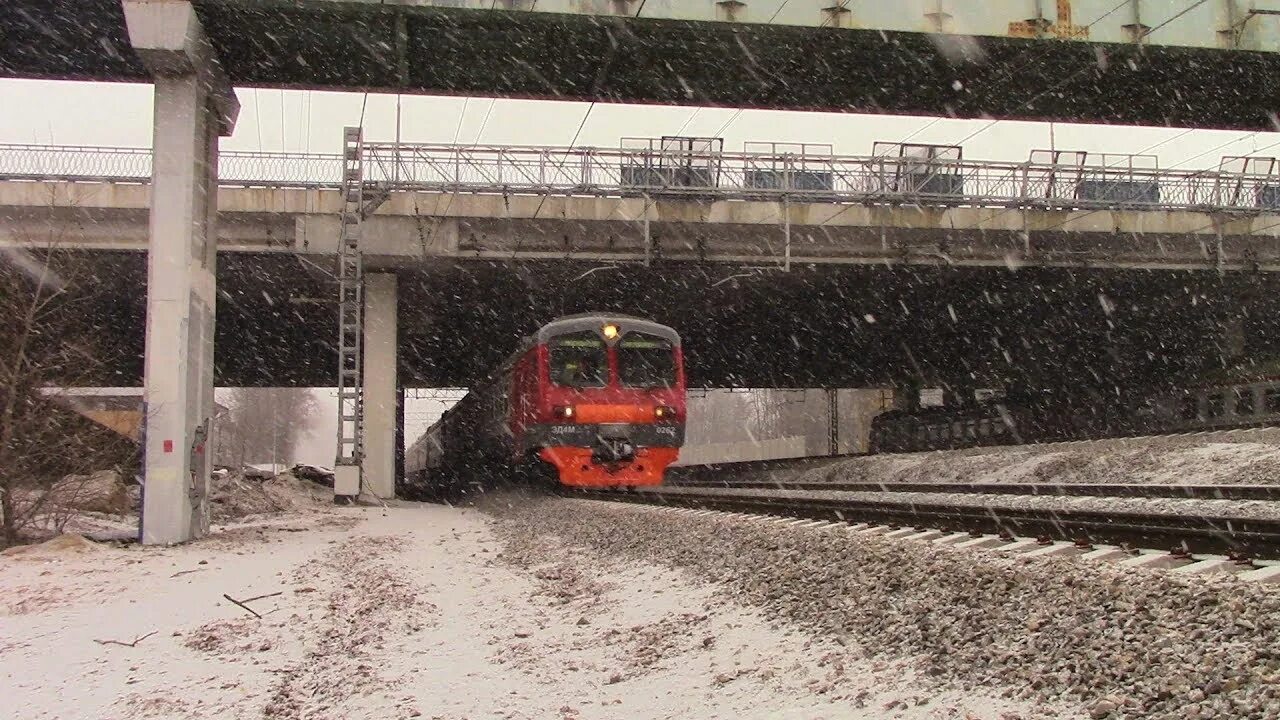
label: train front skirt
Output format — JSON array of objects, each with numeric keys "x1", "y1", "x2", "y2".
[{"x1": 538, "y1": 446, "x2": 678, "y2": 487}]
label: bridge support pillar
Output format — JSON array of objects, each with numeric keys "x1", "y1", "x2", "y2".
[
  {"x1": 362, "y1": 273, "x2": 399, "y2": 500},
  {"x1": 125, "y1": 0, "x2": 238, "y2": 545}
]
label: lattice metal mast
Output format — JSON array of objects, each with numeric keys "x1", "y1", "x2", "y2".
[{"x1": 334, "y1": 127, "x2": 365, "y2": 494}]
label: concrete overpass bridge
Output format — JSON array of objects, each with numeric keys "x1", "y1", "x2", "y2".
[
  {"x1": 4, "y1": 139, "x2": 1278, "y2": 453},
  {"x1": 8, "y1": 0, "x2": 1280, "y2": 130},
  {"x1": 7, "y1": 141, "x2": 1280, "y2": 270},
  {"x1": 9, "y1": 0, "x2": 1280, "y2": 542}
]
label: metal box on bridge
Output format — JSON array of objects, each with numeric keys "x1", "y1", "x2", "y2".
[
  {"x1": 1074, "y1": 179, "x2": 1162, "y2": 207},
  {"x1": 871, "y1": 141, "x2": 965, "y2": 203},
  {"x1": 743, "y1": 169, "x2": 834, "y2": 192},
  {"x1": 620, "y1": 136, "x2": 722, "y2": 195},
  {"x1": 1256, "y1": 185, "x2": 1280, "y2": 209},
  {"x1": 742, "y1": 142, "x2": 835, "y2": 195},
  {"x1": 903, "y1": 172, "x2": 965, "y2": 197}
]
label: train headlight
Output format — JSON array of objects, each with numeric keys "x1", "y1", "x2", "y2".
[
  {"x1": 602, "y1": 323, "x2": 619, "y2": 340},
  {"x1": 654, "y1": 405, "x2": 676, "y2": 421},
  {"x1": 553, "y1": 405, "x2": 576, "y2": 420}
]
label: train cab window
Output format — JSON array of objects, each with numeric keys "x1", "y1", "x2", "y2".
[
  {"x1": 549, "y1": 332, "x2": 608, "y2": 388},
  {"x1": 1236, "y1": 389, "x2": 1257, "y2": 416},
  {"x1": 618, "y1": 333, "x2": 677, "y2": 388},
  {"x1": 1207, "y1": 393, "x2": 1226, "y2": 419}
]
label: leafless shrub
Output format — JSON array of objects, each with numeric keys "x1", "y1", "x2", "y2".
[{"x1": 0, "y1": 190, "x2": 139, "y2": 546}]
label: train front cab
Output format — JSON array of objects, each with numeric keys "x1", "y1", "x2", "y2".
[{"x1": 523, "y1": 319, "x2": 686, "y2": 488}]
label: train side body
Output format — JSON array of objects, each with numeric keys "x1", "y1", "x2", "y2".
[{"x1": 866, "y1": 377, "x2": 1280, "y2": 455}]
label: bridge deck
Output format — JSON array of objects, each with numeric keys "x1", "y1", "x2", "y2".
[
  {"x1": 5, "y1": 143, "x2": 1280, "y2": 271},
  {"x1": 4, "y1": 1, "x2": 1280, "y2": 129}
]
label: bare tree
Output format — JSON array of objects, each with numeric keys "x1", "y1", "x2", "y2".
[
  {"x1": 215, "y1": 388, "x2": 319, "y2": 470},
  {"x1": 0, "y1": 239, "x2": 138, "y2": 545}
]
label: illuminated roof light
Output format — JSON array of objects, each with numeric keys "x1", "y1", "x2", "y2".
[{"x1": 602, "y1": 324, "x2": 620, "y2": 340}]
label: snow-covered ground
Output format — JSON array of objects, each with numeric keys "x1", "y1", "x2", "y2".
[
  {"x1": 2, "y1": 502, "x2": 1052, "y2": 720},
  {"x1": 805, "y1": 427, "x2": 1280, "y2": 486},
  {"x1": 490, "y1": 495, "x2": 1280, "y2": 719}
]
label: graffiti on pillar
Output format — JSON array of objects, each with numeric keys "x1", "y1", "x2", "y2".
[{"x1": 189, "y1": 419, "x2": 208, "y2": 503}]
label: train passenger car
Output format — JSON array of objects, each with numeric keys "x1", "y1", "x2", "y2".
[
  {"x1": 405, "y1": 313, "x2": 686, "y2": 495},
  {"x1": 868, "y1": 405, "x2": 1021, "y2": 454},
  {"x1": 865, "y1": 377, "x2": 1280, "y2": 456},
  {"x1": 1150, "y1": 377, "x2": 1280, "y2": 431}
]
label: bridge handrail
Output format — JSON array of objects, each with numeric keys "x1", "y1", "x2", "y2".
[
  {"x1": 0, "y1": 143, "x2": 343, "y2": 188},
  {"x1": 4, "y1": 142, "x2": 1280, "y2": 213},
  {"x1": 361, "y1": 142, "x2": 1280, "y2": 213}
]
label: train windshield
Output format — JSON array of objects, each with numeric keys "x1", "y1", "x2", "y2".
[
  {"x1": 618, "y1": 333, "x2": 677, "y2": 388},
  {"x1": 549, "y1": 332, "x2": 608, "y2": 388}
]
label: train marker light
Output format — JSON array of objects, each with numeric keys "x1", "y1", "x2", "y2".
[
  {"x1": 553, "y1": 405, "x2": 576, "y2": 420},
  {"x1": 602, "y1": 323, "x2": 620, "y2": 340},
  {"x1": 655, "y1": 405, "x2": 675, "y2": 420}
]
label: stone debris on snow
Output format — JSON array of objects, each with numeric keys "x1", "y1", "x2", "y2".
[
  {"x1": 18, "y1": 469, "x2": 335, "y2": 543},
  {"x1": 205, "y1": 471, "x2": 333, "y2": 522},
  {"x1": 485, "y1": 493, "x2": 1280, "y2": 720}
]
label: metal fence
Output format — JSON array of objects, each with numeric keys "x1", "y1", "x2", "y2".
[
  {"x1": 362, "y1": 142, "x2": 1280, "y2": 213},
  {"x1": 0, "y1": 144, "x2": 343, "y2": 188},
  {"x1": 6, "y1": 141, "x2": 1280, "y2": 214}
]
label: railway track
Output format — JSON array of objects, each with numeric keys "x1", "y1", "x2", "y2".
[
  {"x1": 567, "y1": 483, "x2": 1280, "y2": 560},
  {"x1": 666, "y1": 479, "x2": 1280, "y2": 501}
]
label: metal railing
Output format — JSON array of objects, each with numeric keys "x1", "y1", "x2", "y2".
[
  {"x1": 0, "y1": 143, "x2": 343, "y2": 188},
  {"x1": 362, "y1": 143, "x2": 1280, "y2": 213},
  {"x1": 5, "y1": 141, "x2": 1280, "y2": 214}
]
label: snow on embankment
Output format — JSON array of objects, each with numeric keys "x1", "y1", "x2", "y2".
[
  {"x1": 206, "y1": 471, "x2": 331, "y2": 522},
  {"x1": 808, "y1": 428, "x2": 1280, "y2": 486},
  {"x1": 490, "y1": 495, "x2": 1280, "y2": 719},
  {"x1": 16, "y1": 470, "x2": 333, "y2": 544}
]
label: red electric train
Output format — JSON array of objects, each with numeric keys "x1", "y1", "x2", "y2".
[{"x1": 405, "y1": 313, "x2": 686, "y2": 494}]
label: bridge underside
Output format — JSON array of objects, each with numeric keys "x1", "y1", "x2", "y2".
[
  {"x1": 58, "y1": 252, "x2": 1277, "y2": 394},
  {"x1": 4, "y1": 0, "x2": 1280, "y2": 129}
]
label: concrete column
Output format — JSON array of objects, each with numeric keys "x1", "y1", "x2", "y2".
[
  {"x1": 125, "y1": 0, "x2": 238, "y2": 545},
  {"x1": 363, "y1": 273, "x2": 399, "y2": 500},
  {"x1": 395, "y1": 385, "x2": 406, "y2": 495}
]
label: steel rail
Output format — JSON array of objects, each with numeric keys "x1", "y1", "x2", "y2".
[
  {"x1": 665, "y1": 479, "x2": 1280, "y2": 501},
  {"x1": 568, "y1": 486, "x2": 1280, "y2": 559}
]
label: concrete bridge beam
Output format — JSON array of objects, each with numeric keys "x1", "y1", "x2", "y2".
[{"x1": 124, "y1": 0, "x2": 239, "y2": 545}]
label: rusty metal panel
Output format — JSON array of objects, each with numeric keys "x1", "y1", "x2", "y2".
[{"x1": 335, "y1": 0, "x2": 1280, "y2": 52}]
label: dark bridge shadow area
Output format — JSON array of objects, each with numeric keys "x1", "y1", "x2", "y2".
[{"x1": 44, "y1": 251, "x2": 1280, "y2": 402}]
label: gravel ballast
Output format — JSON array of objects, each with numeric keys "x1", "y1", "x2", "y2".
[{"x1": 487, "y1": 494, "x2": 1280, "y2": 720}]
